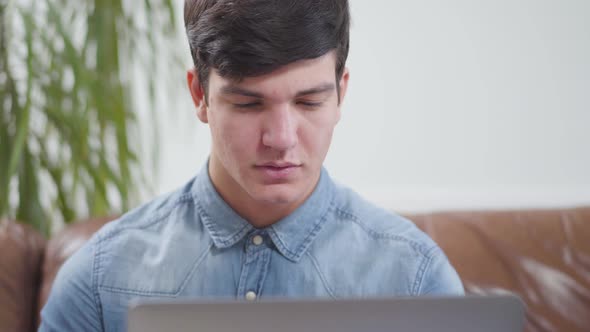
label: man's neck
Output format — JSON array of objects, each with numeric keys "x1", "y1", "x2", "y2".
[{"x1": 219, "y1": 193, "x2": 301, "y2": 228}]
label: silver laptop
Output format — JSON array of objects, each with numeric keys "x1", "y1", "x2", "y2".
[{"x1": 128, "y1": 295, "x2": 525, "y2": 332}]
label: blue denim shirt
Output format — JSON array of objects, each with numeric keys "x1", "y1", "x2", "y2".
[{"x1": 39, "y1": 164, "x2": 464, "y2": 332}]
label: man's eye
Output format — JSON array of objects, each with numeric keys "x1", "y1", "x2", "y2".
[
  {"x1": 234, "y1": 102, "x2": 261, "y2": 109},
  {"x1": 297, "y1": 101, "x2": 323, "y2": 108}
]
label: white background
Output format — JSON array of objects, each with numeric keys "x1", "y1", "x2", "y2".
[{"x1": 153, "y1": 0, "x2": 590, "y2": 213}]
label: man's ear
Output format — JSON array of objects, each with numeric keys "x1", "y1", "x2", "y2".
[
  {"x1": 338, "y1": 67, "x2": 350, "y2": 105},
  {"x1": 187, "y1": 68, "x2": 208, "y2": 123},
  {"x1": 335, "y1": 68, "x2": 350, "y2": 123}
]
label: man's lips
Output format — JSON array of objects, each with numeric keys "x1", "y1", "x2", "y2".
[
  {"x1": 255, "y1": 162, "x2": 301, "y2": 168},
  {"x1": 254, "y1": 162, "x2": 301, "y2": 180}
]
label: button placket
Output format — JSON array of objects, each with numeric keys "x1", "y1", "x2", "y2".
[{"x1": 237, "y1": 232, "x2": 271, "y2": 301}]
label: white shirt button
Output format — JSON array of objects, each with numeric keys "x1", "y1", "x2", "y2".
[
  {"x1": 252, "y1": 235, "x2": 263, "y2": 246},
  {"x1": 245, "y1": 291, "x2": 257, "y2": 301}
]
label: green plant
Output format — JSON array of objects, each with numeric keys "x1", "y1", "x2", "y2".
[{"x1": 0, "y1": 0, "x2": 181, "y2": 236}]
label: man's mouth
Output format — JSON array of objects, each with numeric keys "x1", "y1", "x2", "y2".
[
  {"x1": 254, "y1": 162, "x2": 301, "y2": 180},
  {"x1": 257, "y1": 162, "x2": 300, "y2": 168}
]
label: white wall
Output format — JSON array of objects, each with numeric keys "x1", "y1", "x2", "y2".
[{"x1": 155, "y1": 0, "x2": 590, "y2": 212}]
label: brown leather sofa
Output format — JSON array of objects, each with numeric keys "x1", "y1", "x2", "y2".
[{"x1": 1, "y1": 207, "x2": 589, "y2": 332}]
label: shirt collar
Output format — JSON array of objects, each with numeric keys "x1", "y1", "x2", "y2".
[{"x1": 192, "y1": 161, "x2": 335, "y2": 262}]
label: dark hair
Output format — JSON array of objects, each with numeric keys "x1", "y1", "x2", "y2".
[{"x1": 184, "y1": 0, "x2": 350, "y2": 101}]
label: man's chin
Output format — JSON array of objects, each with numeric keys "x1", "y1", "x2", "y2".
[
  {"x1": 249, "y1": 185, "x2": 302, "y2": 206},
  {"x1": 254, "y1": 193, "x2": 298, "y2": 205}
]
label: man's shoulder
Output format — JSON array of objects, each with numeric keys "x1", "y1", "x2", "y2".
[
  {"x1": 80, "y1": 176, "x2": 211, "y2": 293},
  {"x1": 40, "y1": 176, "x2": 213, "y2": 331},
  {"x1": 52, "y1": 181, "x2": 196, "y2": 284},
  {"x1": 329, "y1": 183, "x2": 436, "y2": 255},
  {"x1": 313, "y1": 182, "x2": 463, "y2": 296},
  {"x1": 99, "y1": 177, "x2": 198, "y2": 239}
]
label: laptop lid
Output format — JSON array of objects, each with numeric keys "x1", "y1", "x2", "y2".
[{"x1": 128, "y1": 295, "x2": 525, "y2": 332}]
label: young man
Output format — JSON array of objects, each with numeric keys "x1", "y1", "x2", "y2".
[{"x1": 40, "y1": 0, "x2": 463, "y2": 331}]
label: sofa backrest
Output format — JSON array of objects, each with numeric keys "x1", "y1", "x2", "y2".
[
  {"x1": 409, "y1": 207, "x2": 590, "y2": 332},
  {"x1": 0, "y1": 220, "x2": 46, "y2": 332}
]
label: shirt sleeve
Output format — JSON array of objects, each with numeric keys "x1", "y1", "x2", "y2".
[
  {"x1": 39, "y1": 239, "x2": 103, "y2": 332},
  {"x1": 417, "y1": 246, "x2": 465, "y2": 295}
]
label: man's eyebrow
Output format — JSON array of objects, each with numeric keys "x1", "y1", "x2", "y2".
[
  {"x1": 220, "y1": 83, "x2": 336, "y2": 99},
  {"x1": 220, "y1": 85, "x2": 264, "y2": 98},
  {"x1": 295, "y1": 83, "x2": 335, "y2": 97}
]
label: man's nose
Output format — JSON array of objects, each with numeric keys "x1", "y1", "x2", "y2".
[{"x1": 262, "y1": 105, "x2": 298, "y2": 150}]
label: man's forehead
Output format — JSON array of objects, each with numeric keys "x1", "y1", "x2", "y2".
[{"x1": 210, "y1": 52, "x2": 338, "y2": 97}]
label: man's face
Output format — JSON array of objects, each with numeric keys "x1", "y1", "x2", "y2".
[{"x1": 189, "y1": 52, "x2": 349, "y2": 212}]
